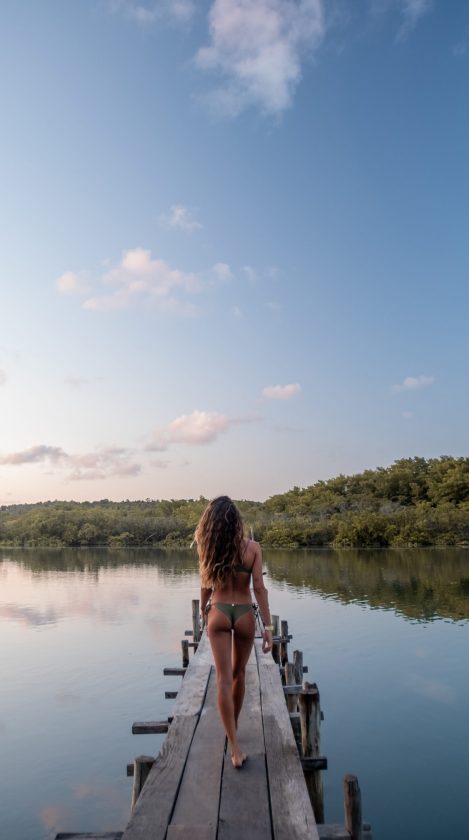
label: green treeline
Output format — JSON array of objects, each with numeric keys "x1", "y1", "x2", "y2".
[{"x1": 1, "y1": 456, "x2": 469, "y2": 548}]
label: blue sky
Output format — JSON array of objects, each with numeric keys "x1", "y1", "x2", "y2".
[{"x1": 1, "y1": 0, "x2": 468, "y2": 503}]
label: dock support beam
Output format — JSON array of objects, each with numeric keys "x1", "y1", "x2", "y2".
[
  {"x1": 130, "y1": 755, "x2": 155, "y2": 813},
  {"x1": 344, "y1": 774, "x2": 362, "y2": 840},
  {"x1": 299, "y1": 681, "x2": 324, "y2": 823}
]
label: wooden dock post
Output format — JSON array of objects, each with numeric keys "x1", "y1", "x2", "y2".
[
  {"x1": 271, "y1": 614, "x2": 280, "y2": 664},
  {"x1": 285, "y1": 662, "x2": 298, "y2": 713},
  {"x1": 192, "y1": 599, "x2": 200, "y2": 647},
  {"x1": 181, "y1": 639, "x2": 189, "y2": 668},
  {"x1": 131, "y1": 756, "x2": 155, "y2": 813},
  {"x1": 293, "y1": 649, "x2": 303, "y2": 684},
  {"x1": 280, "y1": 619, "x2": 289, "y2": 667},
  {"x1": 299, "y1": 681, "x2": 324, "y2": 823},
  {"x1": 344, "y1": 774, "x2": 362, "y2": 840}
]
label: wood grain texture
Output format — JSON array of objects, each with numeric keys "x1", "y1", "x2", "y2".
[
  {"x1": 122, "y1": 715, "x2": 200, "y2": 840},
  {"x1": 255, "y1": 639, "x2": 320, "y2": 840},
  {"x1": 169, "y1": 631, "x2": 213, "y2": 718},
  {"x1": 218, "y1": 663, "x2": 271, "y2": 840},
  {"x1": 168, "y1": 668, "x2": 225, "y2": 838},
  {"x1": 122, "y1": 634, "x2": 213, "y2": 840}
]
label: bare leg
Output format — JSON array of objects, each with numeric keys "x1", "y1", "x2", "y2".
[
  {"x1": 207, "y1": 609, "x2": 244, "y2": 766},
  {"x1": 232, "y1": 610, "x2": 256, "y2": 729}
]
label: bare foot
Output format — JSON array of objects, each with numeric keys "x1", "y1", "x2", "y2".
[{"x1": 231, "y1": 751, "x2": 247, "y2": 769}]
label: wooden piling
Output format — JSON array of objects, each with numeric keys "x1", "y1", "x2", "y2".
[
  {"x1": 130, "y1": 756, "x2": 155, "y2": 813},
  {"x1": 289, "y1": 711, "x2": 302, "y2": 755},
  {"x1": 285, "y1": 662, "x2": 298, "y2": 713},
  {"x1": 280, "y1": 619, "x2": 289, "y2": 667},
  {"x1": 192, "y1": 599, "x2": 200, "y2": 646},
  {"x1": 181, "y1": 639, "x2": 189, "y2": 668},
  {"x1": 293, "y1": 649, "x2": 304, "y2": 684},
  {"x1": 271, "y1": 615, "x2": 280, "y2": 664},
  {"x1": 344, "y1": 774, "x2": 362, "y2": 840},
  {"x1": 299, "y1": 680, "x2": 324, "y2": 823}
]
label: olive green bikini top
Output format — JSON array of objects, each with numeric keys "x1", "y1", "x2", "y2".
[{"x1": 234, "y1": 539, "x2": 253, "y2": 575}]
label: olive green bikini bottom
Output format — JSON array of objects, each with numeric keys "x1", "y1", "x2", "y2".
[{"x1": 208, "y1": 602, "x2": 257, "y2": 627}]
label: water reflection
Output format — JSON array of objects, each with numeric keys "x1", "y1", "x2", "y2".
[
  {"x1": 264, "y1": 548, "x2": 469, "y2": 622},
  {"x1": 2, "y1": 546, "x2": 469, "y2": 623},
  {"x1": 0, "y1": 547, "x2": 198, "y2": 575}
]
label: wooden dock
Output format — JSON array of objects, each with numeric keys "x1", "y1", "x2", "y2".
[{"x1": 56, "y1": 604, "x2": 371, "y2": 840}]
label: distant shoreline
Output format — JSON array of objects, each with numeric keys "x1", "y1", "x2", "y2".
[{"x1": 1, "y1": 456, "x2": 468, "y2": 549}]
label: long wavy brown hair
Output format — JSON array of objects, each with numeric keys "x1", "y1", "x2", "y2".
[{"x1": 195, "y1": 496, "x2": 245, "y2": 588}]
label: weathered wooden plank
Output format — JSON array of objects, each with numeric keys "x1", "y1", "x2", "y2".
[
  {"x1": 55, "y1": 835, "x2": 123, "y2": 839},
  {"x1": 122, "y1": 715, "x2": 199, "y2": 840},
  {"x1": 164, "y1": 667, "x2": 187, "y2": 676},
  {"x1": 122, "y1": 633, "x2": 213, "y2": 840},
  {"x1": 284, "y1": 684, "x2": 318, "y2": 695},
  {"x1": 132, "y1": 721, "x2": 169, "y2": 734},
  {"x1": 165, "y1": 691, "x2": 178, "y2": 699},
  {"x1": 218, "y1": 663, "x2": 271, "y2": 840},
  {"x1": 167, "y1": 668, "x2": 225, "y2": 837},
  {"x1": 169, "y1": 631, "x2": 213, "y2": 717},
  {"x1": 255, "y1": 639, "x2": 320, "y2": 840},
  {"x1": 167, "y1": 829, "x2": 213, "y2": 840}
]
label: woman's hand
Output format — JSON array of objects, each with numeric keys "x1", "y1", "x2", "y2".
[{"x1": 262, "y1": 628, "x2": 272, "y2": 654}]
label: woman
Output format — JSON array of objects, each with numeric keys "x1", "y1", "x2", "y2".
[{"x1": 195, "y1": 496, "x2": 273, "y2": 768}]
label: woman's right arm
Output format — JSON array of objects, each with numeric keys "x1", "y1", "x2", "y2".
[{"x1": 251, "y1": 542, "x2": 273, "y2": 653}]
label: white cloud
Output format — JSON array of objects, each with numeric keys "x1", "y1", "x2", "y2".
[
  {"x1": 396, "y1": 0, "x2": 432, "y2": 41},
  {"x1": 56, "y1": 271, "x2": 89, "y2": 296},
  {"x1": 146, "y1": 408, "x2": 260, "y2": 450},
  {"x1": 196, "y1": 0, "x2": 325, "y2": 116},
  {"x1": 148, "y1": 410, "x2": 231, "y2": 449},
  {"x1": 110, "y1": 0, "x2": 195, "y2": 26},
  {"x1": 0, "y1": 443, "x2": 141, "y2": 480},
  {"x1": 0, "y1": 445, "x2": 67, "y2": 465},
  {"x1": 79, "y1": 248, "x2": 200, "y2": 313},
  {"x1": 160, "y1": 204, "x2": 203, "y2": 232},
  {"x1": 243, "y1": 265, "x2": 258, "y2": 283},
  {"x1": 393, "y1": 375, "x2": 434, "y2": 392},
  {"x1": 212, "y1": 262, "x2": 233, "y2": 283},
  {"x1": 262, "y1": 382, "x2": 301, "y2": 400}
]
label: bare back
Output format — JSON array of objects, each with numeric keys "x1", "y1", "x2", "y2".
[{"x1": 211, "y1": 538, "x2": 262, "y2": 604}]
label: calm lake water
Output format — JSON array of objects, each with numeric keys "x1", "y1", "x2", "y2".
[{"x1": 1, "y1": 547, "x2": 469, "y2": 840}]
